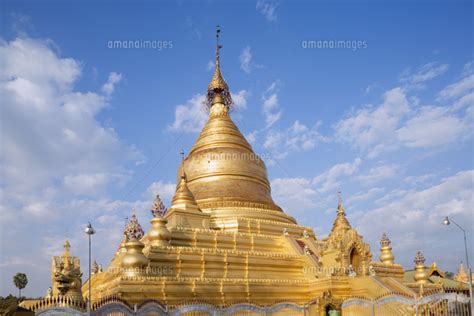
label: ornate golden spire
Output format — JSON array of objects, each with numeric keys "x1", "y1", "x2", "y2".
[
  {"x1": 151, "y1": 194, "x2": 167, "y2": 218},
  {"x1": 125, "y1": 212, "x2": 145, "y2": 240},
  {"x1": 414, "y1": 250, "x2": 428, "y2": 284},
  {"x1": 380, "y1": 233, "x2": 395, "y2": 265},
  {"x1": 172, "y1": 171, "x2": 198, "y2": 207},
  {"x1": 330, "y1": 191, "x2": 351, "y2": 234},
  {"x1": 206, "y1": 25, "x2": 233, "y2": 108},
  {"x1": 337, "y1": 191, "x2": 345, "y2": 215}
]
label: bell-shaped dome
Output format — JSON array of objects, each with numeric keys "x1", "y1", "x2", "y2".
[{"x1": 179, "y1": 95, "x2": 295, "y2": 224}]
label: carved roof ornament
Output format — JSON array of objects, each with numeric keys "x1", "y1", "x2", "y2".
[
  {"x1": 380, "y1": 233, "x2": 395, "y2": 265},
  {"x1": 380, "y1": 233, "x2": 391, "y2": 247},
  {"x1": 125, "y1": 211, "x2": 145, "y2": 240},
  {"x1": 151, "y1": 194, "x2": 167, "y2": 218},
  {"x1": 206, "y1": 25, "x2": 233, "y2": 109},
  {"x1": 414, "y1": 250, "x2": 425, "y2": 265}
]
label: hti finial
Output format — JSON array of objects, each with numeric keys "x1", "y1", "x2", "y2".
[
  {"x1": 337, "y1": 190, "x2": 344, "y2": 215},
  {"x1": 207, "y1": 25, "x2": 233, "y2": 109},
  {"x1": 216, "y1": 25, "x2": 222, "y2": 64}
]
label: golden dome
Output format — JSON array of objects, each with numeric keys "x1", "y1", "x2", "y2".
[
  {"x1": 180, "y1": 94, "x2": 295, "y2": 224},
  {"x1": 121, "y1": 237, "x2": 148, "y2": 269},
  {"x1": 147, "y1": 217, "x2": 171, "y2": 247}
]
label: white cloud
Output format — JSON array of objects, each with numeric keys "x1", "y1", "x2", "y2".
[
  {"x1": 400, "y1": 62, "x2": 449, "y2": 89},
  {"x1": 271, "y1": 177, "x2": 317, "y2": 214},
  {"x1": 263, "y1": 120, "x2": 327, "y2": 157},
  {"x1": 261, "y1": 81, "x2": 282, "y2": 128},
  {"x1": 354, "y1": 170, "x2": 474, "y2": 266},
  {"x1": 0, "y1": 36, "x2": 147, "y2": 296},
  {"x1": 206, "y1": 60, "x2": 215, "y2": 71},
  {"x1": 102, "y1": 72, "x2": 122, "y2": 96},
  {"x1": 334, "y1": 87, "x2": 409, "y2": 157},
  {"x1": 168, "y1": 94, "x2": 208, "y2": 133},
  {"x1": 404, "y1": 173, "x2": 437, "y2": 186},
  {"x1": 357, "y1": 164, "x2": 399, "y2": 185},
  {"x1": 256, "y1": 0, "x2": 278, "y2": 22},
  {"x1": 0, "y1": 37, "x2": 141, "y2": 221},
  {"x1": 313, "y1": 158, "x2": 362, "y2": 193},
  {"x1": 461, "y1": 61, "x2": 473, "y2": 77},
  {"x1": 146, "y1": 180, "x2": 176, "y2": 206},
  {"x1": 246, "y1": 130, "x2": 258, "y2": 144},
  {"x1": 335, "y1": 70, "x2": 473, "y2": 158},
  {"x1": 63, "y1": 172, "x2": 127, "y2": 196},
  {"x1": 452, "y1": 92, "x2": 474, "y2": 111},
  {"x1": 437, "y1": 74, "x2": 474, "y2": 100},
  {"x1": 348, "y1": 187, "x2": 384, "y2": 203},
  {"x1": 239, "y1": 46, "x2": 253, "y2": 74},
  {"x1": 396, "y1": 106, "x2": 469, "y2": 148},
  {"x1": 232, "y1": 90, "x2": 249, "y2": 110}
]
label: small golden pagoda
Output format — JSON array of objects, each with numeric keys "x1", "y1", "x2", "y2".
[{"x1": 29, "y1": 28, "x2": 469, "y2": 316}]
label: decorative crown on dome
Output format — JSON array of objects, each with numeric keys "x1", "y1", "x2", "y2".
[
  {"x1": 414, "y1": 250, "x2": 425, "y2": 265},
  {"x1": 380, "y1": 233, "x2": 391, "y2": 247},
  {"x1": 151, "y1": 194, "x2": 167, "y2": 218},
  {"x1": 205, "y1": 25, "x2": 233, "y2": 109},
  {"x1": 125, "y1": 212, "x2": 144, "y2": 240}
]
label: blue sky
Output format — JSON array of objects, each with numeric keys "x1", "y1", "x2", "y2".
[{"x1": 0, "y1": 0, "x2": 472, "y2": 296}]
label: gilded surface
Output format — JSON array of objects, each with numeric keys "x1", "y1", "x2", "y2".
[{"x1": 35, "y1": 29, "x2": 468, "y2": 315}]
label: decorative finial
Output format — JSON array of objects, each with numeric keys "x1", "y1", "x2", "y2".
[
  {"x1": 414, "y1": 250, "x2": 425, "y2": 265},
  {"x1": 380, "y1": 233, "x2": 391, "y2": 247},
  {"x1": 125, "y1": 212, "x2": 145, "y2": 240},
  {"x1": 151, "y1": 194, "x2": 168, "y2": 218},
  {"x1": 206, "y1": 25, "x2": 233, "y2": 109},
  {"x1": 380, "y1": 233, "x2": 395, "y2": 265},
  {"x1": 337, "y1": 190, "x2": 345, "y2": 215},
  {"x1": 414, "y1": 250, "x2": 428, "y2": 285}
]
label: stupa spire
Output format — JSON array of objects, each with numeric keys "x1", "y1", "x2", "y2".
[
  {"x1": 331, "y1": 191, "x2": 351, "y2": 234},
  {"x1": 380, "y1": 233, "x2": 395, "y2": 265},
  {"x1": 206, "y1": 25, "x2": 233, "y2": 108}
]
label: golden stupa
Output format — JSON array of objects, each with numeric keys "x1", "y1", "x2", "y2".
[{"x1": 24, "y1": 28, "x2": 470, "y2": 316}]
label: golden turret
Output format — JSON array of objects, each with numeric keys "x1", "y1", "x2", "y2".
[
  {"x1": 121, "y1": 214, "x2": 148, "y2": 270},
  {"x1": 147, "y1": 195, "x2": 171, "y2": 247},
  {"x1": 379, "y1": 233, "x2": 395, "y2": 265},
  {"x1": 165, "y1": 170, "x2": 210, "y2": 228},
  {"x1": 121, "y1": 237, "x2": 148, "y2": 270},
  {"x1": 172, "y1": 171, "x2": 199, "y2": 208},
  {"x1": 414, "y1": 251, "x2": 428, "y2": 284}
]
